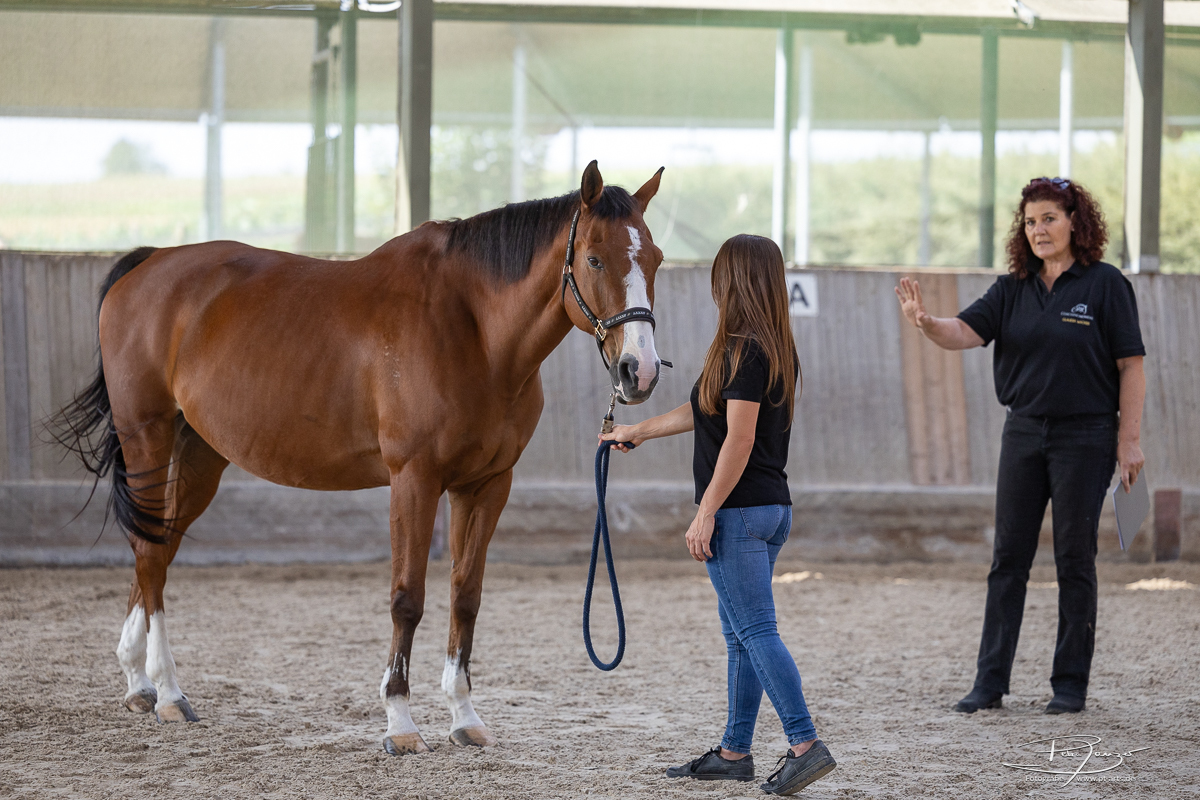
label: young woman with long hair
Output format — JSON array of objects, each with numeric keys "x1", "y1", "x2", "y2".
[{"x1": 600, "y1": 234, "x2": 835, "y2": 796}]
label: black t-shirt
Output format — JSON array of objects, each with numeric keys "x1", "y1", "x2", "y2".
[
  {"x1": 957, "y1": 261, "x2": 1145, "y2": 417},
  {"x1": 690, "y1": 339, "x2": 795, "y2": 508}
]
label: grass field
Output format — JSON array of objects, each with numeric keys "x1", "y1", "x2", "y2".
[{"x1": 3, "y1": 133, "x2": 1199, "y2": 272}]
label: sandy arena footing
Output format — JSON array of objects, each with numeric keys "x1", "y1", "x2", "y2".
[{"x1": 2, "y1": 559, "x2": 1198, "y2": 799}]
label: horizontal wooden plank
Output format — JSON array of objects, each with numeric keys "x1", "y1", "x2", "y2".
[{"x1": 1, "y1": 253, "x2": 1197, "y2": 495}]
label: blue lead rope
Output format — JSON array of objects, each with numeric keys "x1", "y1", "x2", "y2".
[{"x1": 583, "y1": 440, "x2": 630, "y2": 671}]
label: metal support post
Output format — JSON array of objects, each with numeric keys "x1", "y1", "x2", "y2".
[
  {"x1": 336, "y1": 7, "x2": 357, "y2": 253},
  {"x1": 1123, "y1": 0, "x2": 1164, "y2": 273},
  {"x1": 570, "y1": 125, "x2": 579, "y2": 187},
  {"x1": 979, "y1": 29, "x2": 998, "y2": 268},
  {"x1": 918, "y1": 132, "x2": 933, "y2": 266},
  {"x1": 1059, "y1": 40, "x2": 1074, "y2": 178},
  {"x1": 771, "y1": 28, "x2": 794, "y2": 254},
  {"x1": 794, "y1": 38, "x2": 812, "y2": 265},
  {"x1": 396, "y1": 0, "x2": 432, "y2": 234},
  {"x1": 203, "y1": 17, "x2": 225, "y2": 241},
  {"x1": 511, "y1": 34, "x2": 528, "y2": 204},
  {"x1": 305, "y1": 15, "x2": 336, "y2": 252}
]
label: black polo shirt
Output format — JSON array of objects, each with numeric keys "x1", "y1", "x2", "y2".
[
  {"x1": 957, "y1": 261, "x2": 1145, "y2": 418},
  {"x1": 690, "y1": 339, "x2": 795, "y2": 508}
]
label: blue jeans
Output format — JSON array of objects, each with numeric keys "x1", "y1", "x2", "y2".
[{"x1": 705, "y1": 504, "x2": 816, "y2": 754}]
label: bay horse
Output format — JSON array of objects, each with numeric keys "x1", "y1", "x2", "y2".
[{"x1": 52, "y1": 161, "x2": 665, "y2": 755}]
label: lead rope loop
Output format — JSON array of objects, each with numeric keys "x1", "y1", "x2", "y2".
[{"x1": 583, "y1": 393, "x2": 627, "y2": 671}]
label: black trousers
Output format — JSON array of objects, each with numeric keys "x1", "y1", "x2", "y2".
[{"x1": 973, "y1": 411, "x2": 1117, "y2": 700}]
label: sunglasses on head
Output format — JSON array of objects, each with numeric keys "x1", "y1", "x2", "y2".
[{"x1": 1030, "y1": 176, "x2": 1070, "y2": 190}]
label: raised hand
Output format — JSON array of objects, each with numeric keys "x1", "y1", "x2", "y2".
[{"x1": 895, "y1": 277, "x2": 932, "y2": 331}]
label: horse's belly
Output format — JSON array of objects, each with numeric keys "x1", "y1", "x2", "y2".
[
  {"x1": 197, "y1": 417, "x2": 390, "y2": 490},
  {"x1": 178, "y1": 385, "x2": 390, "y2": 491}
]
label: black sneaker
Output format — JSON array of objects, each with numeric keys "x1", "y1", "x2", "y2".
[
  {"x1": 760, "y1": 740, "x2": 836, "y2": 796},
  {"x1": 665, "y1": 747, "x2": 755, "y2": 781},
  {"x1": 954, "y1": 688, "x2": 1003, "y2": 713}
]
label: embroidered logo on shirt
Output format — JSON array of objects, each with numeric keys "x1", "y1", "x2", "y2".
[{"x1": 1061, "y1": 304, "x2": 1094, "y2": 326}]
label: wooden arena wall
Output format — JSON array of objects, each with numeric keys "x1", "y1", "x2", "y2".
[{"x1": 2, "y1": 251, "x2": 1198, "y2": 565}]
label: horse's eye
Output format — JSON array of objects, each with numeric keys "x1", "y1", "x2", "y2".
[{"x1": 587, "y1": 256, "x2": 602, "y2": 269}]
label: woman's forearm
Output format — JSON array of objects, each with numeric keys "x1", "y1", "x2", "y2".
[
  {"x1": 1116, "y1": 356, "x2": 1147, "y2": 490},
  {"x1": 918, "y1": 316, "x2": 985, "y2": 350},
  {"x1": 633, "y1": 402, "x2": 694, "y2": 442},
  {"x1": 1117, "y1": 356, "x2": 1145, "y2": 444},
  {"x1": 697, "y1": 438, "x2": 754, "y2": 518}
]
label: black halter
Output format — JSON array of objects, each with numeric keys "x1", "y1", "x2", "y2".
[{"x1": 560, "y1": 208, "x2": 670, "y2": 371}]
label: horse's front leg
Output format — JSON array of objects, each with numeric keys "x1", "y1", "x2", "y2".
[
  {"x1": 443, "y1": 469, "x2": 512, "y2": 748},
  {"x1": 380, "y1": 465, "x2": 440, "y2": 756}
]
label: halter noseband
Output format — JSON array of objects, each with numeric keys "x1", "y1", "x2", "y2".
[{"x1": 561, "y1": 208, "x2": 670, "y2": 372}]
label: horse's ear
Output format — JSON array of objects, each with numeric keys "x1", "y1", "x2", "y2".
[
  {"x1": 633, "y1": 167, "x2": 664, "y2": 213},
  {"x1": 580, "y1": 160, "x2": 604, "y2": 210}
]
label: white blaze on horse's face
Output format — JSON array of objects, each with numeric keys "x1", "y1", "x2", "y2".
[{"x1": 616, "y1": 225, "x2": 660, "y2": 399}]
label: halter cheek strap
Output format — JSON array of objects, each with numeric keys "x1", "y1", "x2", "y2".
[{"x1": 561, "y1": 208, "x2": 671, "y2": 372}]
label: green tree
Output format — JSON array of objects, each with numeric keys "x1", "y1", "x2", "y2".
[{"x1": 102, "y1": 139, "x2": 167, "y2": 177}]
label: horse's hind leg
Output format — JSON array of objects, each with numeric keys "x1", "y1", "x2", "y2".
[
  {"x1": 116, "y1": 417, "x2": 228, "y2": 722},
  {"x1": 116, "y1": 592, "x2": 157, "y2": 713},
  {"x1": 443, "y1": 469, "x2": 511, "y2": 748}
]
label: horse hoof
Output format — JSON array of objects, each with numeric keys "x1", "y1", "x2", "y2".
[
  {"x1": 155, "y1": 698, "x2": 199, "y2": 723},
  {"x1": 448, "y1": 726, "x2": 496, "y2": 748},
  {"x1": 383, "y1": 733, "x2": 431, "y2": 756},
  {"x1": 123, "y1": 688, "x2": 157, "y2": 714}
]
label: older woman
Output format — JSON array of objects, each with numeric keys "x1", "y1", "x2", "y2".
[{"x1": 895, "y1": 177, "x2": 1146, "y2": 715}]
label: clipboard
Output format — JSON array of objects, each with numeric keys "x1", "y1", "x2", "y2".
[{"x1": 1111, "y1": 472, "x2": 1150, "y2": 550}]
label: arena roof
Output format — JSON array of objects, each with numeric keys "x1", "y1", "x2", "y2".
[
  {"x1": 1, "y1": 0, "x2": 1199, "y2": 34},
  {"x1": 3, "y1": 2, "x2": 1200, "y2": 129}
]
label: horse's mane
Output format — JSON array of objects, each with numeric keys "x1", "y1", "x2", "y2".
[{"x1": 443, "y1": 186, "x2": 639, "y2": 284}]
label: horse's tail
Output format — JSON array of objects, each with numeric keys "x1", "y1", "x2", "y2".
[{"x1": 46, "y1": 246, "x2": 170, "y2": 544}]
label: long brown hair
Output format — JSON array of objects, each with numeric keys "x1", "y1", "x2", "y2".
[
  {"x1": 1004, "y1": 177, "x2": 1108, "y2": 279},
  {"x1": 697, "y1": 234, "x2": 800, "y2": 418}
]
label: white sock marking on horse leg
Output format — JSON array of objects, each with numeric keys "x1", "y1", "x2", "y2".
[
  {"x1": 116, "y1": 606, "x2": 154, "y2": 699},
  {"x1": 623, "y1": 225, "x2": 659, "y2": 391},
  {"x1": 442, "y1": 650, "x2": 485, "y2": 733},
  {"x1": 144, "y1": 610, "x2": 185, "y2": 708},
  {"x1": 380, "y1": 655, "x2": 420, "y2": 737}
]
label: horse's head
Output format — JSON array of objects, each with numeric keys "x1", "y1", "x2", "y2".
[{"x1": 564, "y1": 161, "x2": 665, "y2": 405}]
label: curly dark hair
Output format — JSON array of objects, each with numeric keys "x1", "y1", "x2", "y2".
[{"x1": 1004, "y1": 177, "x2": 1108, "y2": 279}]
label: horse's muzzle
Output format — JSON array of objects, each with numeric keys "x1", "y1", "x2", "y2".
[{"x1": 612, "y1": 354, "x2": 659, "y2": 405}]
